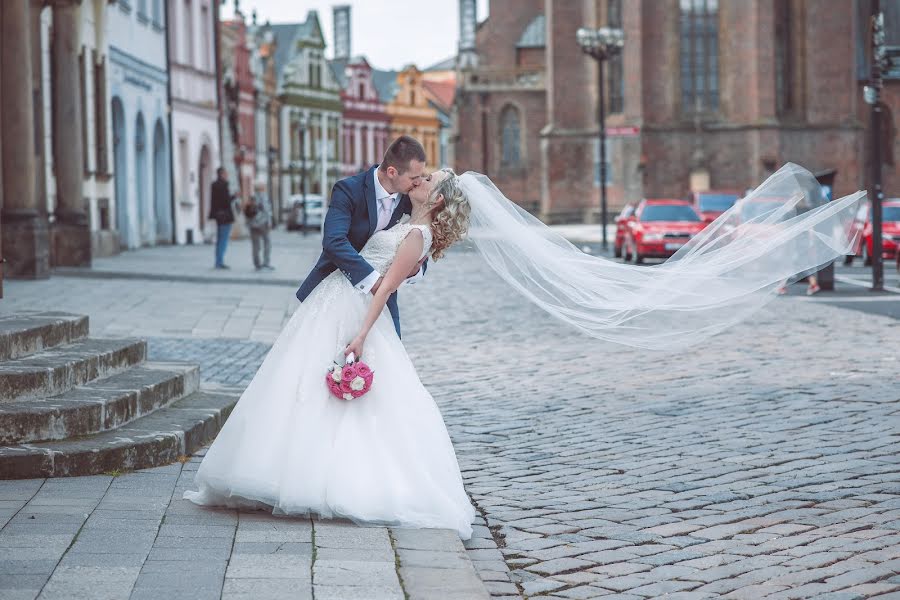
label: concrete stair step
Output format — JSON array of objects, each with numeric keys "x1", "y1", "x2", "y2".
[
  {"x1": 0, "y1": 338, "x2": 147, "y2": 403},
  {"x1": 0, "y1": 386, "x2": 242, "y2": 479},
  {"x1": 0, "y1": 362, "x2": 200, "y2": 444},
  {"x1": 0, "y1": 312, "x2": 89, "y2": 361}
]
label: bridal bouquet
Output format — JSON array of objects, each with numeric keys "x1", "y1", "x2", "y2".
[{"x1": 326, "y1": 356, "x2": 374, "y2": 401}]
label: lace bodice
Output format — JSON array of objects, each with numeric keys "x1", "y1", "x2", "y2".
[{"x1": 360, "y1": 224, "x2": 433, "y2": 274}]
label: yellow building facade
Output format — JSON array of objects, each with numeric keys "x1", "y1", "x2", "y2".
[{"x1": 385, "y1": 66, "x2": 441, "y2": 168}]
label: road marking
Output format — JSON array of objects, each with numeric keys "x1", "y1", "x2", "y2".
[{"x1": 835, "y1": 275, "x2": 900, "y2": 294}]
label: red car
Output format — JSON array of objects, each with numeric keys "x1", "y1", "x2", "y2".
[
  {"x1": 623, "y1": 199, "x2": 706, "y2": 264},
  {"x1": 692, "y1": 190, "x2": 741, "y2": 223},
  {"x1": 846, "y1": 199, "x2": 900, "y2": 266},
  {"x1": 613, "y1": 204, "x2": 635, "y2": 258}
]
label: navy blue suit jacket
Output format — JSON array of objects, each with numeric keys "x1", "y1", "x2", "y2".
[{"x1": 295, "y1": 166, "x2": 424, "y2": 337}]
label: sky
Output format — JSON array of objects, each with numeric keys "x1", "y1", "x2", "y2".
[{"x1": 220, "y1": 0, "x2": 490, "y2": 72}]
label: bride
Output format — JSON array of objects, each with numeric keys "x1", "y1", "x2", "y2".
[{"x1": 185, "y1": 163, "x2": 864, "y2": 540}]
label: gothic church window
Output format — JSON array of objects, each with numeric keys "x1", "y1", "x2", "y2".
[
  {"x1": 679, "y1": 0, "x2": 719, "y2": 113},
  {"x1": 607, "y1": 0, "x2": 624, "y2": 113},
  {"x1": 500, "y1": 106, "x2": 521, "y2": 168}
]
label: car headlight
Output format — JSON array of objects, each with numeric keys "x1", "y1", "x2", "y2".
[{"x1": 643, "y1": 233, "x2": 664, "y2": 241}]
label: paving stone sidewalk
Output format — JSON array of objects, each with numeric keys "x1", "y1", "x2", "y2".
[
  {"x1": 2, "y1": 230, "x2": 900, "y2": 599},
  {"x1": 0, "y1": 457, "x2": 488, "y2": 600}
]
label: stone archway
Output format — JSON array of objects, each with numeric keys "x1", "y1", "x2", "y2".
[
  {"x1": 111, "y1": 97, "x2": 130, "y2": 249},
  {"x1": 135, "y1": 112, "x2": 151, "y2": 246},
  {"x1": 153, "y1": 119, "x2": 171, "y2": 243}
]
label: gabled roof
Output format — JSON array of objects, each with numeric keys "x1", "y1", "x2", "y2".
[
  {"x1": 268, "y1": 12, "x2": 324, "y2": 78},
  {"x1": 516, "y1": 14, "x2": 546, "y2": 48},
  {"x1": 328, "y1": 59, "x2": 348, "y2": 88},
  {"x1": 422, "y1": 79, "x2": 455, "y2": 113},
  {"x1": 372, "y1": 69, "x2": 399, "y2": 103}
]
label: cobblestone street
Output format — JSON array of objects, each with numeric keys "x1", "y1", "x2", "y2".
[{"x1": 2, "y1": 231, "x2": 899, "y2": 599}]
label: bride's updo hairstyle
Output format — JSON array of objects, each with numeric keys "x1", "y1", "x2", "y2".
[{"x1": 428, "y1": 169, "x2": 470, "y2": 260}]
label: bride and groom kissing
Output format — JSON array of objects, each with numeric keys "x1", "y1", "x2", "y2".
[{"x1": 183, "y1": 134, "x2": 865, "y2": 540}]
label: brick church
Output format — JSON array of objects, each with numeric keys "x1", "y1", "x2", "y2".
[{"x1": 454, "y1": 0, "x2": 898, "y2": 223}]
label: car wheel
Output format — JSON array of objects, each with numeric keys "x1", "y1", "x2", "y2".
[
  {"x1": 843, "y1": 254, "x2": 854, "y2": 266},
  {"x1": 634, "y1": 249, "x2": 643, "y2": 265},
  {"x1": 623, "y1": 240, "x2": 632, "y2": 262},
  {"x1": 614, "y1": 242, "x2": 622, "y2": 258}
]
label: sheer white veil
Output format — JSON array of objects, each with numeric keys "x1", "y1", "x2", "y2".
[{"x1": 457, "y1": 163, "x2": 865, "y2": 350}]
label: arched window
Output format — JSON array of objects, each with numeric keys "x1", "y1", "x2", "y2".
[{"x1": 500, "y1": 106, "x2": 521, "y2": 168}]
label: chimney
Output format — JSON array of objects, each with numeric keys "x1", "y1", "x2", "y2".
[
  {"x1": 333, "y1": 5, "x2": 351, "y2": 60},
  {"x1": 458, "y1": 0, "x2": 478, "y2": 69}
]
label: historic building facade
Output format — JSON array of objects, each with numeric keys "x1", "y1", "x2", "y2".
[
  {"x1": 455, "y1": 0, "x2": 888, "y2": 223},
  {"x1": 272, "y1": 12, "x2": 343, "y2": 203},
  {"x1": 108, "y1": 0, "x2": 172, "y2": 247},
  {"x1": 1, "y1": 0, "x2": 97, "y2": 280},
  {"x1": 330, "y1": 7, "x2": 390, "y2": 177},
  {"x1": 41, "y1": 1, "x2": 118, "y2": 259},
  {"x1": 248, "y1": 20, "x2": 282, "y2": 222},
  {"x1": 221, "y1": 13, "x2": 256, "y2": 209},
  {"x1": 386, "y1": 66, "x2": 442, "y2": 168},
  {"x1": 332, "y1": 57, "x2": 392, "y2": 177},
  {"x1": 168, "y1": 0, "x2": 220, "y2": 245}
]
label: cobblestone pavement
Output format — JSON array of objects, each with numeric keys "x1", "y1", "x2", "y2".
[{"x1": 3, "y1": 232, "x2": 900, "y2": 599}]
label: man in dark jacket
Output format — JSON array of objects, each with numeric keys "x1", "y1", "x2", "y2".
[{"x1": 209, "y1": 167, "x2": 236, "y2": 269}]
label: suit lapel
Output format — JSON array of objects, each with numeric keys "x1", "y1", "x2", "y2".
[{"x1": 365, "y1": 166, "x2": 378, "y2": 238}]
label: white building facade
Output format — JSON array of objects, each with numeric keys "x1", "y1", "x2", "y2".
[
  {"x1": 167, "y1": 0, "x2": 220, "y2": 244},
  {"x1": 107, "y1": 0, "x2": 172, "y2": 250}
]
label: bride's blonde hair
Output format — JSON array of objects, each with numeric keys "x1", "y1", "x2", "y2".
[{"x1": 428, "y1": 169, "x2": 470, "y2": 260}]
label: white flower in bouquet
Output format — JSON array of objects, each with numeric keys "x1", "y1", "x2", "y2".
[
  {"x1": 331, "y1": 366, "x2": 342, "y2": 382},
  {"x1": 350, "y1": 376, "x2": 366, "y2": 391},
  {"x1": 343, "y1": 393, "x2": 353, "y2": 401}
]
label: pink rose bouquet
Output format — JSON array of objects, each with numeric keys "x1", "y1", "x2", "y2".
[{"x1": 326, "y1": 357, "x2": 374, "y2": 401}]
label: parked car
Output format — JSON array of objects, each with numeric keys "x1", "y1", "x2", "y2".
[
  {"x1": 845, "y1": 199, "x2": 900, "y2": 266},
  {"x1": 692, "y1": 190, "x2": 741, "y2": 223},
  {"x1": 613, "y1": 204, "x2": 635, "y2": 258},
  {"x1": 623, "y1": 199, "x2": 705, "y2": 264},
  {"x1": 286, "y1": 194, "x2": 325, "y2": 231}
]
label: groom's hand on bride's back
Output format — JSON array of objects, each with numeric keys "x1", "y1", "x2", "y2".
[{"x1": 407, "y1": 257, "x2": 426, "y2": 279}]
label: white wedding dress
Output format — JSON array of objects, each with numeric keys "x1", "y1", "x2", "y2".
[{"x1": 184, "y1": 223, "x2": 476, "y2": 539}]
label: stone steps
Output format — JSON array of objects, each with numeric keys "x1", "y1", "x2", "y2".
[
  {"x1": 0, "y1": 337, "x2": 147, "y2": 402},
  {"x1": 0, "y1": 362, "x2": 200, "y2": 444},
  {"x1": 0, "y1": 387, "x2": 241, "y2": 479},
  {"x1": 0, "y1": 312, "x2": 88, "y2": 361},
  {"x1": 0, "y1": 312, "x2": 242, "y2": 479}
]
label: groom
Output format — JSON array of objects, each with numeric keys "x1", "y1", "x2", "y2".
[{"x1": 295, "y1": 136, "x2": 428, "y2": 338}]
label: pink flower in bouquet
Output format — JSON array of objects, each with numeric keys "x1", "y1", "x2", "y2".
[
  {"x1": 339, "y1": 381, "x2": 354, "y2": 395},
  {"x1": 341, "y1": 364, "x2": 358, "y2": 381},
  {"x1": 355, "y1": 363, "x2": 372, "y2": 378}
]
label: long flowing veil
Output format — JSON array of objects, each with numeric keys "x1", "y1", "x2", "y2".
[{"x1": 458, "y1": 163, "x2": 865, "y2": 350}]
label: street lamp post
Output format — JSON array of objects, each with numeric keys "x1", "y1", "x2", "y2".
[
  {"x1": 864, "y1": 1, "x2": 887, "y2": 291},
  {"x1": 577, "y1": 26, "x2": 624, "y2": 252}
]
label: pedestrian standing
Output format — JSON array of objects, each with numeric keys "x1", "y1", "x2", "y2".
[
  {"x1": 246, "y1": 182, "x2": 274, "y2": 271},
  {"x1": 209, "y1": 167, "x2": 236, "y2": 269}
]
